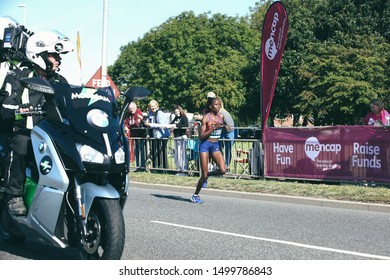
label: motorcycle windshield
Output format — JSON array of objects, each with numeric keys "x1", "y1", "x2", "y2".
[{"x1": 51, "y1": 83, "x2": 120, "y2": 140}]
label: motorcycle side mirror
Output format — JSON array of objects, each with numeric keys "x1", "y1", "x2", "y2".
[
  {"x1": 124, "y1": 86, "x2": 150, "y2": 101},
  {"x1": 118, "y1": 86, "x2": 150, "y2": 125},
  {"x1": 20, "y1": 77, "x2": 55, "y2": 95}
]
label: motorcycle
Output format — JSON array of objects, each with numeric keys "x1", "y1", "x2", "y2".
[{"x1": 0, "y1": 77, "x2": 150, "y2": 259}]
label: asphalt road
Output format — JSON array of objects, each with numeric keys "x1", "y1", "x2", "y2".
[{"x1": 1, "y1": 183, "x2": 390, "y2": 260}]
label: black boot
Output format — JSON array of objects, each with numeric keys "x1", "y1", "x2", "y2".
[
  {"x1": 4, "y1": 151, "x2": 27, "y2": 216},
  {"x1": 6, "y1": 195, "x2": 26, "y2": 216}
]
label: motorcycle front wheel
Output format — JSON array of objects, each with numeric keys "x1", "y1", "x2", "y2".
[{"x1": 79, "y1": 199, "x2": 125, "y2": 260}]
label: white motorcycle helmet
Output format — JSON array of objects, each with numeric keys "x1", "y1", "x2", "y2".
[{"x1": 26, "y1": 30, "x2": 73, "y2": 72}]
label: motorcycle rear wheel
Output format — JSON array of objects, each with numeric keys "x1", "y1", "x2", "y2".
[{"x1": 79, "y1": 199, "x2": 125, "y2": 260}]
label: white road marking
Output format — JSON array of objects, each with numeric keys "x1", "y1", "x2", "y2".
[{"x1": 151, "y1": 220, "x2": 390, "y2": 260}]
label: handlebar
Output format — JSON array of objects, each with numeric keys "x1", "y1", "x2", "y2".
[
  {"x1": 20, "y1": 25, "x2": 34, "y2": 36},
  {"x1": 16, "y1": 110, "x2": 46, "y2": 116}
]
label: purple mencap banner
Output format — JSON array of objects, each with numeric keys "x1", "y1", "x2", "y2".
[{"x1": 263, "y1": 126, "x2": 390, "y2": 184}]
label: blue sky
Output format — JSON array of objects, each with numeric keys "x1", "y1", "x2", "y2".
[{"x1": 1, "y1": 0, "x2": 259, "y2": 85}]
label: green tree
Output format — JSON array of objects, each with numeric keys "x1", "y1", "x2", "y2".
[
  {"x1": 270, "y1": 0, "x2": 390, "y2": 125},
  {"x1": 110, "y1": 11, "x2": 259, "y2": 124},
  {"x1": 295, "y1": 36, "x2": 389, "y2": 125},
  {"x1": 109, "y1": 0, "x2": 390, "y2": 127}
]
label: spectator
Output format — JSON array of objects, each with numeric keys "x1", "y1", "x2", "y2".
[
  {"x1": 207, "y1": 91, "x2": 216, "y2": 101},
  {"x1": 144, "y1": 99, "x2": 172, "y2": 138},
  {"x1": 217, "y1": 97, "x2": 235, "y2": 170},
  {"x1": 363, "y1": 99, "x2": 390, "y2": 126},
  {"x1": 302, "y1": 116, "x2": 314, "y2": 127},
  {"x1": 191, "y1": 97, "x2": 227, "y2": 204},
  {"x1": 170, "y1": 105, "x2": 189, "y2": 175},
  {"x1": 144, "y1": 100, "x2": 173, "y2": 168},
  {"x1": 124, "y1": 102, "x2": 146, "y2": 171}
]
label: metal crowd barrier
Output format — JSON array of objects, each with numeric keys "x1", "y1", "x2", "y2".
[{"x1": 127, "y1": 127, "x2": 263, "y2": 179}]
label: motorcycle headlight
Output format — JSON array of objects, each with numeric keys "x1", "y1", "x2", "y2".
[
  {"x1": 76, "y1": 143, "x2": 104, "y2": 163},
  {"x1": 114, "y1": 147, "x2": 125, "y2": 164}
]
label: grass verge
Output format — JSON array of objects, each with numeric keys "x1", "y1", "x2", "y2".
[{"x1": 129, "y1": 172, "x2": 390, "y2": 205}]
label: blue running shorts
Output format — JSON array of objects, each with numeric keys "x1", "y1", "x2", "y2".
[{"x1": 199, "y1": 140, "x2": 220, "y2": 153}]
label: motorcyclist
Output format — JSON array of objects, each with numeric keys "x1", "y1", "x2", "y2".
[{"x1": 0, "y1": 30, "x2": 73, "y2": 216}]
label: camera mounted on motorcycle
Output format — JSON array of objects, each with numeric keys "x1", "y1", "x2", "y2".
[{"x1": 1, "y1": 24, "x2": 29, "y2": 62}]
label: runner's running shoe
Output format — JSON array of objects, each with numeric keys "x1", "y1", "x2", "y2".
[{"x1": 191, "y1": 194, "x2": 204, "y2": 204}]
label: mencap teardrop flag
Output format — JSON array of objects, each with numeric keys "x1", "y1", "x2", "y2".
[{"x1": 261, "y1": 1, "x2": 289, "y2": 131}]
